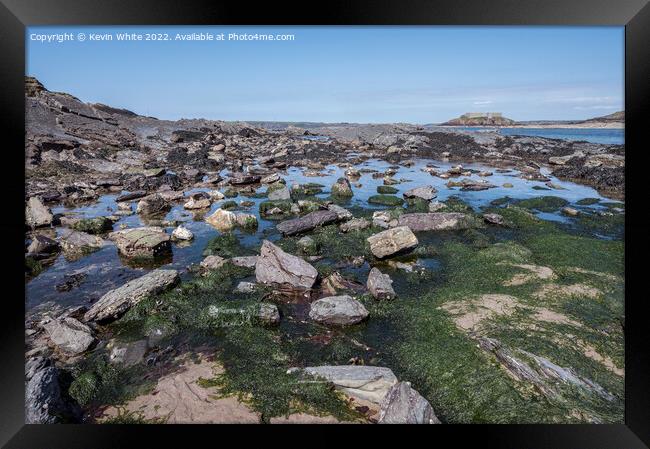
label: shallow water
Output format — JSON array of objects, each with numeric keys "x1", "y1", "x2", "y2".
[
  {"x1": 27, "y1": 158, "x2": 615, "y2": 315},
  {"x1": 455, "y1": 127, "x2": 624, "y2": 145}
]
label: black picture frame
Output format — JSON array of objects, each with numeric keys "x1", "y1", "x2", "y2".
[{"x1": 1, "y1": 0, "x2": 647, "y2": 447}]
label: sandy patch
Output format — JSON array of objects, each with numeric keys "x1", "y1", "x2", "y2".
[
  {"x1": 554, "y1": 335, "x2": 624, "y2": 377},
  {"x1": 441, "y1": 294, "x2": 518, "y2": 331},
  {"x1": 533, "y1": 283, "x2": 602, "y2": 300},
  {"x1": 503, "y1": 264, "x2": 556, "y2": 286},
  {"x1": 101, "y1": 354, "x2": 261, "y2": 423}
]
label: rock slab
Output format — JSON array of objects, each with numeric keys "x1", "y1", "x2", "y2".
[
  {"x1": 255, "y1": 240, "x2": 318, "y2": 289},
  {"x1": 309, "y1": 295, "x2": 369, "y2": 326},
  {"x1": 84, "y1": 269, "x2": 179, "y2": 322},
  {"x1": 367, "y1": 226, "x2": 418, "y2": 258}
]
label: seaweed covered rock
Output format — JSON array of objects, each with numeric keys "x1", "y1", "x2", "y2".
[
  {"x1": 84, "y1": 269, "x2": 179, "y2": 322},
  {"x1": 255, "y1": 240, "x2": 318, "y2": 289},
  {"x1": 331, "y1": 177, "x2": 353, "y2": 197},
  {"x1": 403, "y1": 185, "x2": 437, "y2": 201},
  {"x1": 71, "y1": 216, "x2": 113, "y2": 234}
]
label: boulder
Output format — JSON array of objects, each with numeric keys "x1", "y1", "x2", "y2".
[
  {"x1": 309, "y1": 295, "x2": 369, "y2": 326},
  {"x1": 171, "y1": 225, "x2": 194, "y2": 241},
  {"x1": 397, "y1": 212, "x2": 472, "y2": 232},
  {"x1": 27, "y1": 234, "x2": 60, "y2": 256},
  {"x1": 43, "y1": 317, "x2": 95, "y2": 355},
  {"x1": 301, "y1": 366, "x2": 398, "y2": 404},
  {"x1": 378, "y1": 381, "x2": 440, "y2": 424},
  {"x1": 235, "y1": 213, "x2": 258, "y2": 229},
  {"x1": 331, "y1": 177, "x2": 353, "y2": 197},
  {"x1": 206, "y1": 208, "x2": 237, "y2": 231},
  {"x1": 25, "y1": 358, "x2": 80, "y2": 424},
  {"x1": 562, "y1": 207, "x2": 579, "y2": 217},
  {"x1": 183, "y1": 192, "x2": 212, "y2": 210},
  {"x1": 255, "y1": 240, "x2": 318, "y2": 289},
  {"x1": 136, "y1": 194, "x2": 170, "y2": 216},
  {"x1": 367, "y1": 267, "x2": 396, "y2": 300},
  {"x1": 26, "y1": 197, "x2": 53, "y2": 228},
  {"x1": 403, "y1": 186, "x2": 437, "y2": 201},
  {"x1": 109, "y1": 227, "x2": 171, "y2": 259},
  {"x1": 276, "y1": 210, "x2": 339, "y2": 236},
  {"x1": 84, "y1": 269, "x2": 179, "y2": 322},
  {"x1": 367, "y1": 226, "x2": 418, "y2": 259}
]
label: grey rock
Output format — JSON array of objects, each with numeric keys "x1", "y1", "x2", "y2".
[
  {"x1": 302, "y1": 365, "x2": 398, "y2": 404},
  {"x1": 43, "y1": 317, "x2": 95, "y2": 355},
  {"x1": 378, "y1": 381, "x2": 440, "y2": 424},
  {"x1": 367, "y1": 267, "x2": 396, "y2": 300},
  {"x1": 25, "y1": 358, "x2": 80, "y2": 424},
  {"x1": 309, "y1": 295, "x2": 369, "y2": 326},
  {"x1": 59, "y1": 230, "x2": 104, "y2": 255},
  {"x1": 255, "y1": 240, "x2": 318, "y2": 289},
  {"x1": 276, "y1": 209, "x2": 339, "y2": 236},
  {"x1": 257, "y1": 303, "x2": 281, "y2": 325},
  {"x1": 26, "y1": 197, "x2": 54, "y2": 228},
  {"x1": 403, "y1": 185, "x2": 437, "y2": 201},
  {"x1": 397, "y1": 212, "x2": 472, "y2": 232},
  {"x1": 268, "y1": 185, "x2": 291, "y2": 201},
  {"x1": 171, "y1": 225, "x2": 194, "y2": 241},
  {"x1": 84, "y1": 269, "x2": 179, "y2": 322},
  {"x1": 367, "y1": 226, "x2": 418, "y2": 259},
  {"x1": 205, "y1": 208, "x2": 237, "y2": 231},
  {"x1": 27, "y1": 234, "x2": 60, "y2": 256},
  {"x1": 116, "y1": 191, "x2": 147, "y2": 202},
  {"x1": 235, "y1": 281, "x2": 256, "y2": 293}
]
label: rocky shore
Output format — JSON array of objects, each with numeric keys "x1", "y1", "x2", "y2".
[{"x1": 24, "y1": 76, "x2": 624, "y2": 424}]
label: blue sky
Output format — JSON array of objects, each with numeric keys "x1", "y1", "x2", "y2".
[{"x1": 26, "y1": 26, "x2": 624, "y2": 123}]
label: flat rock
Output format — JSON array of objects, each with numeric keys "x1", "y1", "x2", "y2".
[
  {"x1": 59, "y1": 230, "x2": 104, "y2": 254},
  {"x1": 367, "y1": 267, "x2": 396, "y2": 300},
  {"x1": 268, "y1": 185, "x2": 291, "y2": 201},
  {"x1": 43, "y1": 317, "x2": 95, "y2": 355},
  {"x1": 327, "y1": 204, "x2": 353, "y2": 220},
  {"x1": 367, "y1": 226, "x2": 418, "y2": 259},
  {"x1": 397, "y1": 212, "x2": 472, "y2": 232},
  {"x1": 84, "y1": 269, "x2": 179, "y2": 322},
  {"x1": 340, "y1": 217, "x2": 370, "y2": 233},
  {"x1": 136, "y1": 194, "x2": 170, "y2": 216},
  {"x1": 302, "y1": 365, "x2": 398, "y2": 404},
  {"x1": 276, "y1": 209, "x2": 339, "y2": 236},
  {"x1": 378, "y1": 381, "x2": 440, "y2": 424},
  {"x1": 309, "y1": 295, "x2": 369, "y2": 326},
  {"x1": 403, "y1": 185, "x2": 437, "y2": 201},
  {"x1": 109, "y1": 227, "x2": 171, "y2": 259},
  {"x1": 116, "y1": 191, "x2": 147, "y2": 202},
  {"x1": 255, "y1": 240, "x2": 318, "y2": 289}
]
